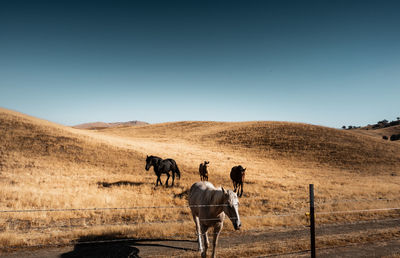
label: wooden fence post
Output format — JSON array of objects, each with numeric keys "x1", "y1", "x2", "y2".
[{"x1": 309, "y1": 184, "x2": 316, "y2": 258}]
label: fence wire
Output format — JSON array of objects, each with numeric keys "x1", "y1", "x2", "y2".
[
  {"x1": 1, "y1": 196, "x2": 400, "y2": 255},
  {"x1": 315, "y1": 197, "x2": 400, "y2": 206},
  {"x1": 2, "y1": 196, "x2": 399, "y2": 213},
  {"x1": 0, "y1": 204, "x2": 230, "y2": 213},
  {"x1": 1, "y1": 211, "x2": 308, "y2": 233},
  {"x1": 316, "y1": 207, "x2": 400, "y2": 215}
]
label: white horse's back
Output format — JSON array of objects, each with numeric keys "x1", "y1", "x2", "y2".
[
  {"x1": 189, "y1": 182, "x2": 220, "y2": 216},
  {"x1": 189, "y1": 181, "x2": 215, "y2": 202}
]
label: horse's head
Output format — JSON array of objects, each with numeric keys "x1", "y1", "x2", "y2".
[
  {"x1": 145, "y1": 155, "x2": 152, "y2": 171},
  {"x1": 204, "y1": 161, "x2": 210, "y2": 167},
  {"x1": 221, "y1": 187, "x2": 241, "y2": 230}
]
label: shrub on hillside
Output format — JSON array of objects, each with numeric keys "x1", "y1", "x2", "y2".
[{"x1": 390, "y1": 134, "x2": 400, "y2": 141}]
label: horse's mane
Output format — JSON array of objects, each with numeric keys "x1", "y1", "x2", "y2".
[{"x1": 149, "y1": 155, "x2": 162, "y2": 160}]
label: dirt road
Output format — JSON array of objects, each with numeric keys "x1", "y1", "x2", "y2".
[{"x1": 1, "y1": 219, "x2": 400, "y2": 257}]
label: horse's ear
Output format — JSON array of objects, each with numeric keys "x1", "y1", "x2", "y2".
[
  {"x1": 146, "y1": 155, "x2": 149, "y2": 158},
  {"x1": 222, "y1": 187, "x2": 229, "y2": 196}
]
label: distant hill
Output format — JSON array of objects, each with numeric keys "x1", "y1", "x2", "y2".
[
  {"x1": 103, "y1": 120, "x2": 400, "y2": 172},
  {"x1": 343, "y1": 117, "x2": 400, "y2": 130},
  {"x1": 73, "y1": 120, "x2": 148, "y2": 129},
  {"x1": 343, "y1": 117, "x2": 400, "y2": 141}
]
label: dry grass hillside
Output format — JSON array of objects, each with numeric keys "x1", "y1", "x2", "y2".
[
  {"x1": 352, "y1": 125, "x2": 400, "y2": 140},
  {"x1": 1, "y1": 108, "x2": 400, "y2": 255},
  {"x1": 102, "y1": 121, "x2": 400, "y2": 173}
]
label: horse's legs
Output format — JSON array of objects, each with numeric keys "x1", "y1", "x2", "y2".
[
  {"x1": 232, "y1": 181, "x2": 237, "y2": 193},
  {"x1": 200, "y1": 224, "x2": 209, "y2": 258},
  {"x1": 240, "y1": 182, "x2": 243, "y2": 197},
  {"x1": 171, "y1": 171, "x2": 175, "y2": 186},
  {"x1": 157, "y1": 175, "x2": 162, "y2": 186},
  {"x1": 193, "y1": 215, "x2": 203, "y2": 253},
  {"x1": 211, "y1": 222, "x2": 223, "y2": 258},
  {"x1": 165, "y1": 173, "x2": 170, "y2": 187}
]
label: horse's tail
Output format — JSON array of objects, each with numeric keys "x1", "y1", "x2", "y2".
[{"x1": 174, "y1": 163, "x2": 181, "y2": 179}]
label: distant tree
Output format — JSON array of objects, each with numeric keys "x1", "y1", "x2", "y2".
[
  {"x1": 348, "y1": 125, "x2": 353, "y2": 129},
  {"x1": 342, "y1": 126, "x2": 346, "y2": 129},
  {"x1": 397, "y1": 117, "x2": 400, "y2": 121},
  {"x1": 382, "y1": 136, "x2": 388, "y2": 140}
]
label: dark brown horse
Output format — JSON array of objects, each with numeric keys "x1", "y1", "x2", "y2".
[
  {"x1": 145, "y1": 155, "x2": 181, "y2": 187},
  {"x1": 199, "y1": 161, "x2": 209, "y2": 181},
  {"x1": 230, "y1": 165, "x2": 246, "y2": 197}
]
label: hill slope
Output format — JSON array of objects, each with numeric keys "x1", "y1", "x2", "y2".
[
  {"x1": 0, "y1": 108, "x2": 142, "y2": 172},
  {"x1": 1, "y1": 108, "x2": 400, "y2": 251},
  {"x1": 101, "y1": 121, "x2": 400, "y2": 173},
  {"x1": 73, "y1": 120, "x2": 148, "y2": 130},
  {"x1": 351, "y1": 125, "x2": 400, "y2": 140}
]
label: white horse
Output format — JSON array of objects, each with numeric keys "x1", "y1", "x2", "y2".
[{"x1": 189, "y1": 181, "x2": 241, "y2": 258}]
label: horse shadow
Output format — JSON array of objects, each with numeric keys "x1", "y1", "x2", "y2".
[
  {"x1": 60, "y1": 234, "x2": 197, "y2": 258},
  {"x1": 97, "y1": 181, "x2": 145, "y2": 188},
  {"x1": 173, "y1": 189, "x2": 190, "y2": 199}
]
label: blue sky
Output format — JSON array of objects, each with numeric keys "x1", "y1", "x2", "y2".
[{"x1": 1, "y1": 0, "x2": 399, "y2": 128}]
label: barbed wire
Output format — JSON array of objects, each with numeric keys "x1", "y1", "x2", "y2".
[
  {"x1": 2, "y1": 220, "x2": 191, "y2": 232},
  {"x1": 2, "y1": 196, "x2": 400, "y2": 255},
  {"x1": 315, "y1": 197, "x2": 400, "y2": 206},
  {"x1": 2, "y1": 214, "x2": 400, "y2": 254},
  {"x1": 0, "y1": 204, "x2": 231, "y2": 213},
  {"x1": 2, "y1": 196, "x2": 400, "y2": 214},
  {"x1": 0, "y1": 224, "x2": 308, "y2": 251},
  {"x1": 8, "y1": 216, "x2": 398, "y2": 235},
  {"x1": 3, "y1": 206, "x2": 399, "y2": 232},
  {"x1": 1, "y1": 211, "x2": 308, "y2": 233},
  {"x1": 316, "y1": 207, "x2": 400, "y2": 215}
]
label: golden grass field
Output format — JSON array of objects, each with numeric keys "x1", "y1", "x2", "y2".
[{"x1": 1, "y1": 107, "x2": 400, "y2": 255}]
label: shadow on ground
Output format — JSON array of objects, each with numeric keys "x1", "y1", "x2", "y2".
[
  {"x1": 97, "y1": 181, "x2": 145, "y2": 188},
  {"x1": 60, "y1": 233, "x2": 196, "y2": 258}
]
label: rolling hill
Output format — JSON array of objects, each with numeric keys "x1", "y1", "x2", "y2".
[
  {"x1": 1, "y1": 107, "x2": 400, "y2": 252},
  {"x1": 73, "y1": 120, "x2": 148, "y2": 130},
  {"x1": 345, "y1": 117, "x2": 400, "y2": 141},
  {"x1": 0, "y1": 108, "x2": 142, "y2": 173},
  {"x1": 352, "y1": 125, "x2": 400, "y2": 140},
  {"x1": 100, "y1": 120, "x2": 400, "y2": 173}
]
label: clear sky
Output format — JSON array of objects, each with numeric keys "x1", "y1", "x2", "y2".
[{"x1": 1, "y1": 0, "x2": 399, "y2": 128}]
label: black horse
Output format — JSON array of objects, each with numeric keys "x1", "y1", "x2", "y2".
[
  {"x1": 230, "y1": 165, "x2": 246, "y2": 197},
  {"x1": 145, "y1": 155, "x2": 181, "y2": 187}
]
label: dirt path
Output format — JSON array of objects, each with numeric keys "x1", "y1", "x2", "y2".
[{"x1": 2, "y1": 219, "x2": 400, "y2": 257}]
